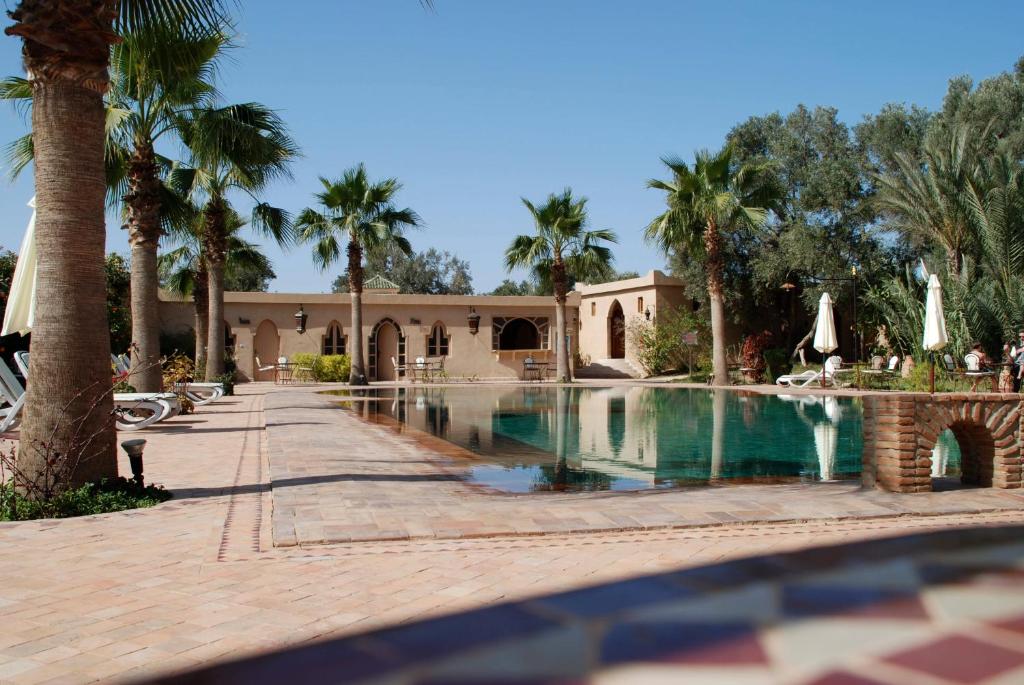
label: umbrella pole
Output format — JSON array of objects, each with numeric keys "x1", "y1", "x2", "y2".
[
  {"x1": 929, "y1": 352, "x2": 935, "y2": 394},
  {"x1": 821, "y1": 351, "x2": 826, "y2": 388}
]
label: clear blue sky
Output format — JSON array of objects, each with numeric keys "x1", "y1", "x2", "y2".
[{"x1": 2, "y1": 1, "x2": 1023, "y2": 293}]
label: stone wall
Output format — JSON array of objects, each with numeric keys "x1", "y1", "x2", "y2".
[{"x1": 862, "y1": 393, "x2": 1023, "y2": 492}]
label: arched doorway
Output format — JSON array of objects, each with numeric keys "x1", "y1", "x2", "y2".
[
  {"x1": 370, "y1": 319, "x2": 405, "y2": 381},
  {"x1": 608, "y1": 300, "x2": 625, "y2": 359},
  {"x1": 253, "y1": 320, "x2": 280, "y2": 381}
]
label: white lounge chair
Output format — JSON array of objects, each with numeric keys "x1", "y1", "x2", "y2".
[
  {"x1": 0, "y1": 358, "x2": 27, "y2": 433},
  {"x1": 776, "y1": 357, "x2": 843, "y2": 388},
  {"x1": 15, "y1": 352, "x2": 178, "y2": 430},
  {"x1": 174, "y1": 381, "x2": 224, "y2": 405}
]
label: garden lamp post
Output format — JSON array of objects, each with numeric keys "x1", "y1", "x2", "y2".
[{"x1": 781, "y1": 267, "x2": 860, "y2": 362}]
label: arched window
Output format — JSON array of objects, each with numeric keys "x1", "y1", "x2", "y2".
[
  {"x1": 322, "y1": 322, "x2": 346, "y2": 355},
  {"x1": 499, "y1": 319, "x2": 540, "y2": 350},
  {"x1": 427, "y1": 322, "x2": 449, "y2": 356}
]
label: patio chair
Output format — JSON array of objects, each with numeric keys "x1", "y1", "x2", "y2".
[
  {"x1": 391, "y1": 356, "x2": 407, "y2": 380},
  {"x1": 964, "y1": 353, "x2": 995, "y2": 392},
  {"x1": 14, "y1": 352, "x2": 176, "y2": 430},
  {"x1": 294, "y1": 355, "x2": 318, "y2": 383},
  {"x1": 255, "y1": 356, "x2": 277, "y2": 373},
  {"x1": 111, "y1": 353, "x2": 130, "y2": 375}
]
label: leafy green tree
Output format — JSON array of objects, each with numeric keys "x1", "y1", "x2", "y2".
[
  {"x1": 506, "y1": 189, "x2": 616, "y2": 382},
  {"x1": 489, "y1": 279, "x2": 535, "y2": 296},
  {"x1": 224, "y1": 258, "x2": 276, "y2": 292},
  {"x1": 646, "y1": 144, "x2": 779, "y2": 386},
  {"x1": 331, "y1": 246, "x2": 471, "y2": 295},
  {"x1": 296, "y1": 165, "x2": 421, "y2": 385},
  {"x1": 160, "y1": 207, "x2": 273, "y2": 372},
  {"x1": 105, "y1": 254, "x2": 133, "y2": 355},
  {"x1": 874, "y1": 124, "x2": 982, "y2": 276},
  {"x1": 173, "y1": 103, "x2": 298, "y2": 380}
]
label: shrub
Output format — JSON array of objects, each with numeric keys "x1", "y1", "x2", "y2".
[
  {"x1": 0, "y1": 477, "x2": 171, "y2": 521},
  {"x1": 763, "y1": 348, "x2": 792, "y2": 383},
  {"x1": 291, "y1": 353, "x2": 351, "y2": 382},
  {"x1": 162, "y1": 354, "x2": 195, "y2": 414},
  {"x1": 627, "y1": 307, "x2": 710, "y2": 376},
  {"x1": 740, "y1": 330, "x2": 773, "y2": 382},
  {"x1": 212, "y1": 372, "x2": 235, "y2": 396}
]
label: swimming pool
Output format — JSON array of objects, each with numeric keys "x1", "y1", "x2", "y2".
[{"x1": 328, "y1": 386, "x2": 962, "y2": 493}]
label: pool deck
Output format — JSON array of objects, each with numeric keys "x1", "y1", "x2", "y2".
[
  {"x1": 267, "y1": 383, "x2": 1024, "y2": 546},
  {"x1": 1, "y1": 383, "x2": 1023, "y2": 684}
]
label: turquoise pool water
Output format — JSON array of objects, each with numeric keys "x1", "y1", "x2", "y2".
[{"x1": 329, "y1": 386, "x2": 962, "y2": 493}]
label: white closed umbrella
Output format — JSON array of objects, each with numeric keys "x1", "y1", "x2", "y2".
[
  {"x1": 2, "y1": 197, "x2": 37, "y2": 337},
  {"x1": 813, "y1": 292, "x2": 837, "y2": 387},
  {"x1": 922, "y1": 274, "x2": 948, "y2": 393}
]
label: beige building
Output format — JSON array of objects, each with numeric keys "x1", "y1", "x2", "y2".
[{"x1": 158, "y1": 270, "x2": 688, "y2": 381}]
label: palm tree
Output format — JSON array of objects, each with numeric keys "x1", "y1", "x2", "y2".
[
  {"x1": 3, "y1": 0, "x2": 226, "y2": 489},
  {"x1": 875, "y1": 126, "x2": 981, "y2": 276},
  {"x1": 160, "y1": 206, "x2": 272, "y2": 373},
  {"x1": 646, "y1": 144, "x2": 778, "y2": 386},
  {"x1": 173, "y1": 103, "x2": 298, "y2": 380},
  {"x1": 110, "y1": 23, "x2": 228, "y2": 391},
  {"x1": 295, "y1": 165, "x2": 421, "y2": 385},
  {"x1": 505, "y1": 189, "x2": 616, "y2": 382}
]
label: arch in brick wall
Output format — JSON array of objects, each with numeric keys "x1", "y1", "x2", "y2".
[
  {"x1": 915, "y1": 399, "x2": 1020, "y2": 489},
  {"x1": 862, "y1": 394, "x2": 1022, "y2": 493}
]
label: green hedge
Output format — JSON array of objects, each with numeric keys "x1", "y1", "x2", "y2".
[{"x1": 291, "y1": 353, "x2": 351, "y2": 382}]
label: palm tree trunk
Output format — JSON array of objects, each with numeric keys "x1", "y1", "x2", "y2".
[
  {"x1": 347, "y1": 240, "x2": 367, "y2": 385},
  {"x1": 124, "y1": 139, "x2": 163, "y2": 392},
  {"x1": 193, "y1": 266, "x2": 209, "y2": 375},
  {"x1": 204, "y1": 200, "x2": 227, "y2": 380},
  {"x1": 552, "y1": 259, "x2": 571, "y2": 382},
  {"x1": 10, "y1": 0, "x2": 119, "y2": 489},
  {"x1": 705, "y1": 219, "x2": 729, "y2": 386}
]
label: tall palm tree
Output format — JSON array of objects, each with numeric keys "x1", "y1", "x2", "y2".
[
  {"x1": 646, "y1": 144, "x2": 778, "y2": 386},
  {"x1": 295, "y1": 165, "x2": 421, "y2": 385},
  {"x1": 111, "y1": 23, "x2": 228, "y2": 391},
  {"x1": 875, "y1": 126, "x2": 981, "y2": 276},
  {"x1": 3, "y1": 0, "x2": 226, "y2": 489},
  {"x1": 173, "y1": 103, "x2": 298, "y2": 380},
  {"x1": 160, "y1": 206, "x2": 272, "y2": 373},
  {"x1": 505, "y1": 189, "x2": 616, "y2": 382}
]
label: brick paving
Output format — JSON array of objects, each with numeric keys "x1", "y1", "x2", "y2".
[{"x1": 0, "y1": 383, "x2": 1021, "y2": 684}]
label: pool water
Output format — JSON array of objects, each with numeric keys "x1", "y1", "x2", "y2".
[{"x1": 327, "y1": 386, "x2": 962, "y2": 493}]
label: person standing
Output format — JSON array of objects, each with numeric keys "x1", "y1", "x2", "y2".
[{"x1": 1014, "y1": 330, "x2": 1024, "y2": 393}]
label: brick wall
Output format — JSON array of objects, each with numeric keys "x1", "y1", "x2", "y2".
[{"x1": 862, "y1": 393, "x2": 1023, "y2": 493}]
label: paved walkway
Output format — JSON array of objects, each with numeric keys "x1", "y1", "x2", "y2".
[
  {"x1": 0, "y1": 384, "x2": 1021, "y2": 684},
  {"x1": 267, "y1": 386, "x2": 1024, "y2": 545}
]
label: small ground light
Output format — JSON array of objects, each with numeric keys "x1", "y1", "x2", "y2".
[{"x1": 121, "y1": 439, "x2": 147, "y2": 487}]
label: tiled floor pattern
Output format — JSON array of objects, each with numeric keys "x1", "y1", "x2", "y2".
[
  {"x1": 0, "y1": 384, "x2": 1021, "y2": 684},
  {"x1": 266, "y1": 387, "x2": 1024, "y2": 546},
  {"x1": 154, "y1": 526, "x2": 1024, "y2": 685}
]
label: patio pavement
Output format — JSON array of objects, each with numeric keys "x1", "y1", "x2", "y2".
[{"x1": 0, "y1": 383, "x2": 1021, "y2": 684}]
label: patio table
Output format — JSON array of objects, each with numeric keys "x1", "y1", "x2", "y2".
[{"x1": 275, "y1": 362, "x2": 296, "y2": 385}]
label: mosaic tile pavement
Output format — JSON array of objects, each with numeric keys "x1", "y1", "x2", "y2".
[
  {"x1": 148, "y1": 525, "x2": 1024, "y2": 685},
  {"x1": 0, "y1": 384, "x2": 1022, "y2": 684},
  {"x1": 265, "y1": 387, "x2": 1024, "y2": 546}
]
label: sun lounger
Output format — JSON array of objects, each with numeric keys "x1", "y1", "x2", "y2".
[
  {"x1": 776, "y1": 358, "x2": 843, "y2": 388},
  {"x1": 14, "y1": 352, "x2": 178, "y2": 430}
]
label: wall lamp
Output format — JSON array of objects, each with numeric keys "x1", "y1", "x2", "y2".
[{"x1": 294, "y1": 305, "x2": 308, "y2": 334}]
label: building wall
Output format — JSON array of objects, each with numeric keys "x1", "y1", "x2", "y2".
[
  {"x1": 159, "y1": 291, "x2": 583, "y2": 381},
  {"x1": 577, "y1": 270, "x2": 690, "y2": 369}
]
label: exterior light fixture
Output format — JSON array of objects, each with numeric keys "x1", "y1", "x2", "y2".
[
  {"x1": 467, "y1": 307, "x2": 480, "y2": 335},
  {"x1": 121, "y1": 439, "x2": 147, "y2": 487},
  {"x1": 294, "y1": 305, "x2": 307, "y2": 334},
  {"x1": 781, "y1": 281, "x2": 797, "y2": 291},
  {"x1": 644, "y1": 307, "x2": 652, "y2": 321}
]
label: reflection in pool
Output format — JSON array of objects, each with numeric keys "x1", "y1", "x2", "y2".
[{"x1": 326, "y1": 386, "x2": 962, "y2": 493}]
